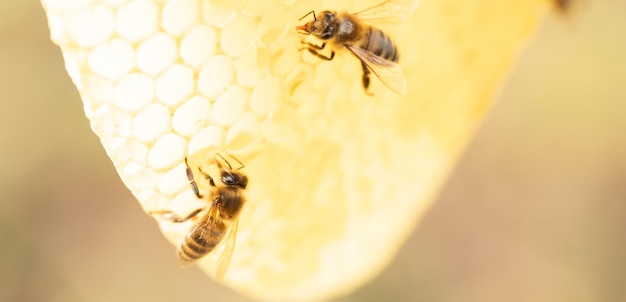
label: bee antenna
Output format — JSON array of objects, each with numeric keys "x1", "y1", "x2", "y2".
[
  {"x1": 230, "y1": 156, "x2": 245, "y2": 171},
  {"x1": 299, "y1": 10, "x2": 316, "y2": 21},
  {"x1": 215, "y1": 153, "x2": 246, "y2": 171},
  {"x1": 215, "y1": 153, "x2": 231, "y2": 170}
]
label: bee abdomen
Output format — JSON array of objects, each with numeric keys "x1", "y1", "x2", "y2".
[
  {"x1": 178, "y1": 221, "x2": 226, "y2": 266},
  {"x1": 363, "y1": 27, "x2": 399, "y2": 62}
]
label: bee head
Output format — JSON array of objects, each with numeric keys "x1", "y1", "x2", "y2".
[
  {"x1": 213, "y1": 154, "x2": 248, "y2": 190},
  {"x1": 296, "y1": 10, "x2": 336, "y2": 40}
]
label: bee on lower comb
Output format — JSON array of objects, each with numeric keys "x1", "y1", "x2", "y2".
[{"x1": 150, "y1": 154, "x2": 248, "y2": 280}]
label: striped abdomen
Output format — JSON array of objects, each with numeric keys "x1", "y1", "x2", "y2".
[
  {"x1": 178, "y1": 215, "x2": 229, "y2": 266},
  {"x1": 360, "y1": 26, "x2": 399, "y2": 62}
]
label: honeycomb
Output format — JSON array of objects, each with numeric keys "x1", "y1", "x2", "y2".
[{"x1": 41, "y1": 0, "x2": 551, "y2": 300}]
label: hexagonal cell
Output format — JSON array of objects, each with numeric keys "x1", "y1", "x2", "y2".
[
  {"x1": 156, "y1": 163, "x2": 189, "y2": 195},
  {"x1": 114, "y1": 72, "x2": 154, "y2": 112},
  {"x1": 148, "y1": 133, "x2": 186, "y2": 169},
  {"x1": 221, "y1": 13, "x2": 258, "y2": 57},
  {"x1": 132, "y1": 103, "x2": 171, "y2": 142},
  {"x1": 107, "y1": 137, "x2": 149, "y2": 163},
  {"x1": 122, "y1": 161, "x2": 160, "y2": 192},
  {"x1": 172, "y1": 95, "x2": 212, "y2": 136},
  {"x1": 234, "y1": 47, "x2": 268, "y2": 87},
  {"x1": 201, "y1": 0, "x2": 236, "y2": 28},
  {"x1": 92, "y1": 106, "x2": 134, "y2": 137},
  {"x1": 135, "y1": 189, "x2": 171, "y2": 212},
  {"x1": 162, "y1": 0, "x2": 199, "y2": 36},
  {"x1": 211, "y1": 86, "x2": 249, "y2": 126},
  {"x1": 188, "y1": 125, "x2": 225, "y2": 156},
  {"x1": 180, "y1": 25, "x2": 217, "y2": 68},
  {"x1": 197, "y1": 55, "x2": 233, "y2": 99},
  {"x1": 88, "y1": 38, "x2": 135, "y2": 81},
  {"x1": 136, "y1": 33, "x2": 178, "y2": 76},
  {"x1": 225, "y1": 112, "x2": 261, "y2": 153},
  {"x1": 65, "y1": 5, "x2": 115, "y2": 47},
  {"x1": 156, "y1": 64, "x2": 195, "y2": 107},
  {"x1": 116, "y1": 0, "x2": 159, "y2": 42}
]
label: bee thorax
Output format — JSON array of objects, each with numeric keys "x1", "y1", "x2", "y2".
[{"x1": 335, "y1": 15, "x2": 360, "y2": 43}]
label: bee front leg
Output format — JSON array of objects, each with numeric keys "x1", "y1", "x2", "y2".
[
  {"x1": 299, "y1": 41, "x2": 335, "y2": 61},
  {"x1": 361, "y1": 61, "x2": 373, "y2": 95},
  {"x1": 148, "y1": 208, "x2": 204, "y2": 223},
  {"x1": 185, "y1": 157, "x2": 203, "y2": 199}
]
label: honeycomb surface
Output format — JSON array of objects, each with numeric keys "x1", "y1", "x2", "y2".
[{"x1": 41, "y1": 0, "x2": 549, "y2": 300}]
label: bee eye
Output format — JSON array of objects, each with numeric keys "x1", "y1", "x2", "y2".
[
  {"x1": 318, "y1": 14, "x2": 335, "y2": 39},
  {"x1": 222, "y1": 173, "x2": 237, "y2": 185},
  {"x1": 220, "y1": 171, "x2": 248, "y2": 189}
]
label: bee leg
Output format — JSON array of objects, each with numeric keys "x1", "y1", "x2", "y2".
[
  {"x1": 148, "y1": 208, "x2": 204, "y2": 223},
  {"x1": 361, "y1": 61, "x2": 373, "y2": 95},
  {"x1": 306, "y1": 48, "x2": 335, "y2": 61},
  {"x1": 299, "y1": 41, "x2": 335, "y2": 61},
  {"x1": 184, "y1": 157, "x2": 203, "y2": 199},
  {"x1": 302, "y1": 41, "x2": 326, "y2": 50},
  {"x1": 198, "y1": 167, "x2": 216, "y2": 187}
]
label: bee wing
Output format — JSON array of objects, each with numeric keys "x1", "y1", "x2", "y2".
[
  {"x1": 353, "y1": 0, "x2": 419, "y2": 23},
  {"x1": 215, "y1": 216, "x2": 239, "y2": 281},
  {"x1": 348, "y1": 46, "x2": 407, "y2": 95},
  {"x1": 199, "y1": 204, "x2": 221, "y2": 239},
  {"x1": 177, "y1": 205, "x2": 219, "y2": 268}
]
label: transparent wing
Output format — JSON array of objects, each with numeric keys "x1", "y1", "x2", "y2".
[
  {"x1": 348, "y1": 46, "x2": 407, "y2": 95},
  {"x1": 178, "y1": 206, "x2": 218, "y2": 268},
  {"x1": 215, "y1": 216, "x2": 239, "y2": 280},
  {"x1": 354, "y1": 0, "x2": 419, "y2": 23}
]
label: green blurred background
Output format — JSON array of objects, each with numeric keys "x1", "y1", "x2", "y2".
[{"x1": 1, "y1": 1, "x2": 625, "y2": 301}]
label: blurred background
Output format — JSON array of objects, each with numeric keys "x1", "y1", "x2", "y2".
[{"x1": 1, "y1": 0, "x2": 625, "y2": 301}]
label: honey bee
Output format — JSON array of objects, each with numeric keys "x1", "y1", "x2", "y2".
[
  {"x1": 296, "y1": 0, "x2": 418, "y2": 95},
  {"x1": 149, "y1": 155, "x2": 248, "y2": 280}
]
